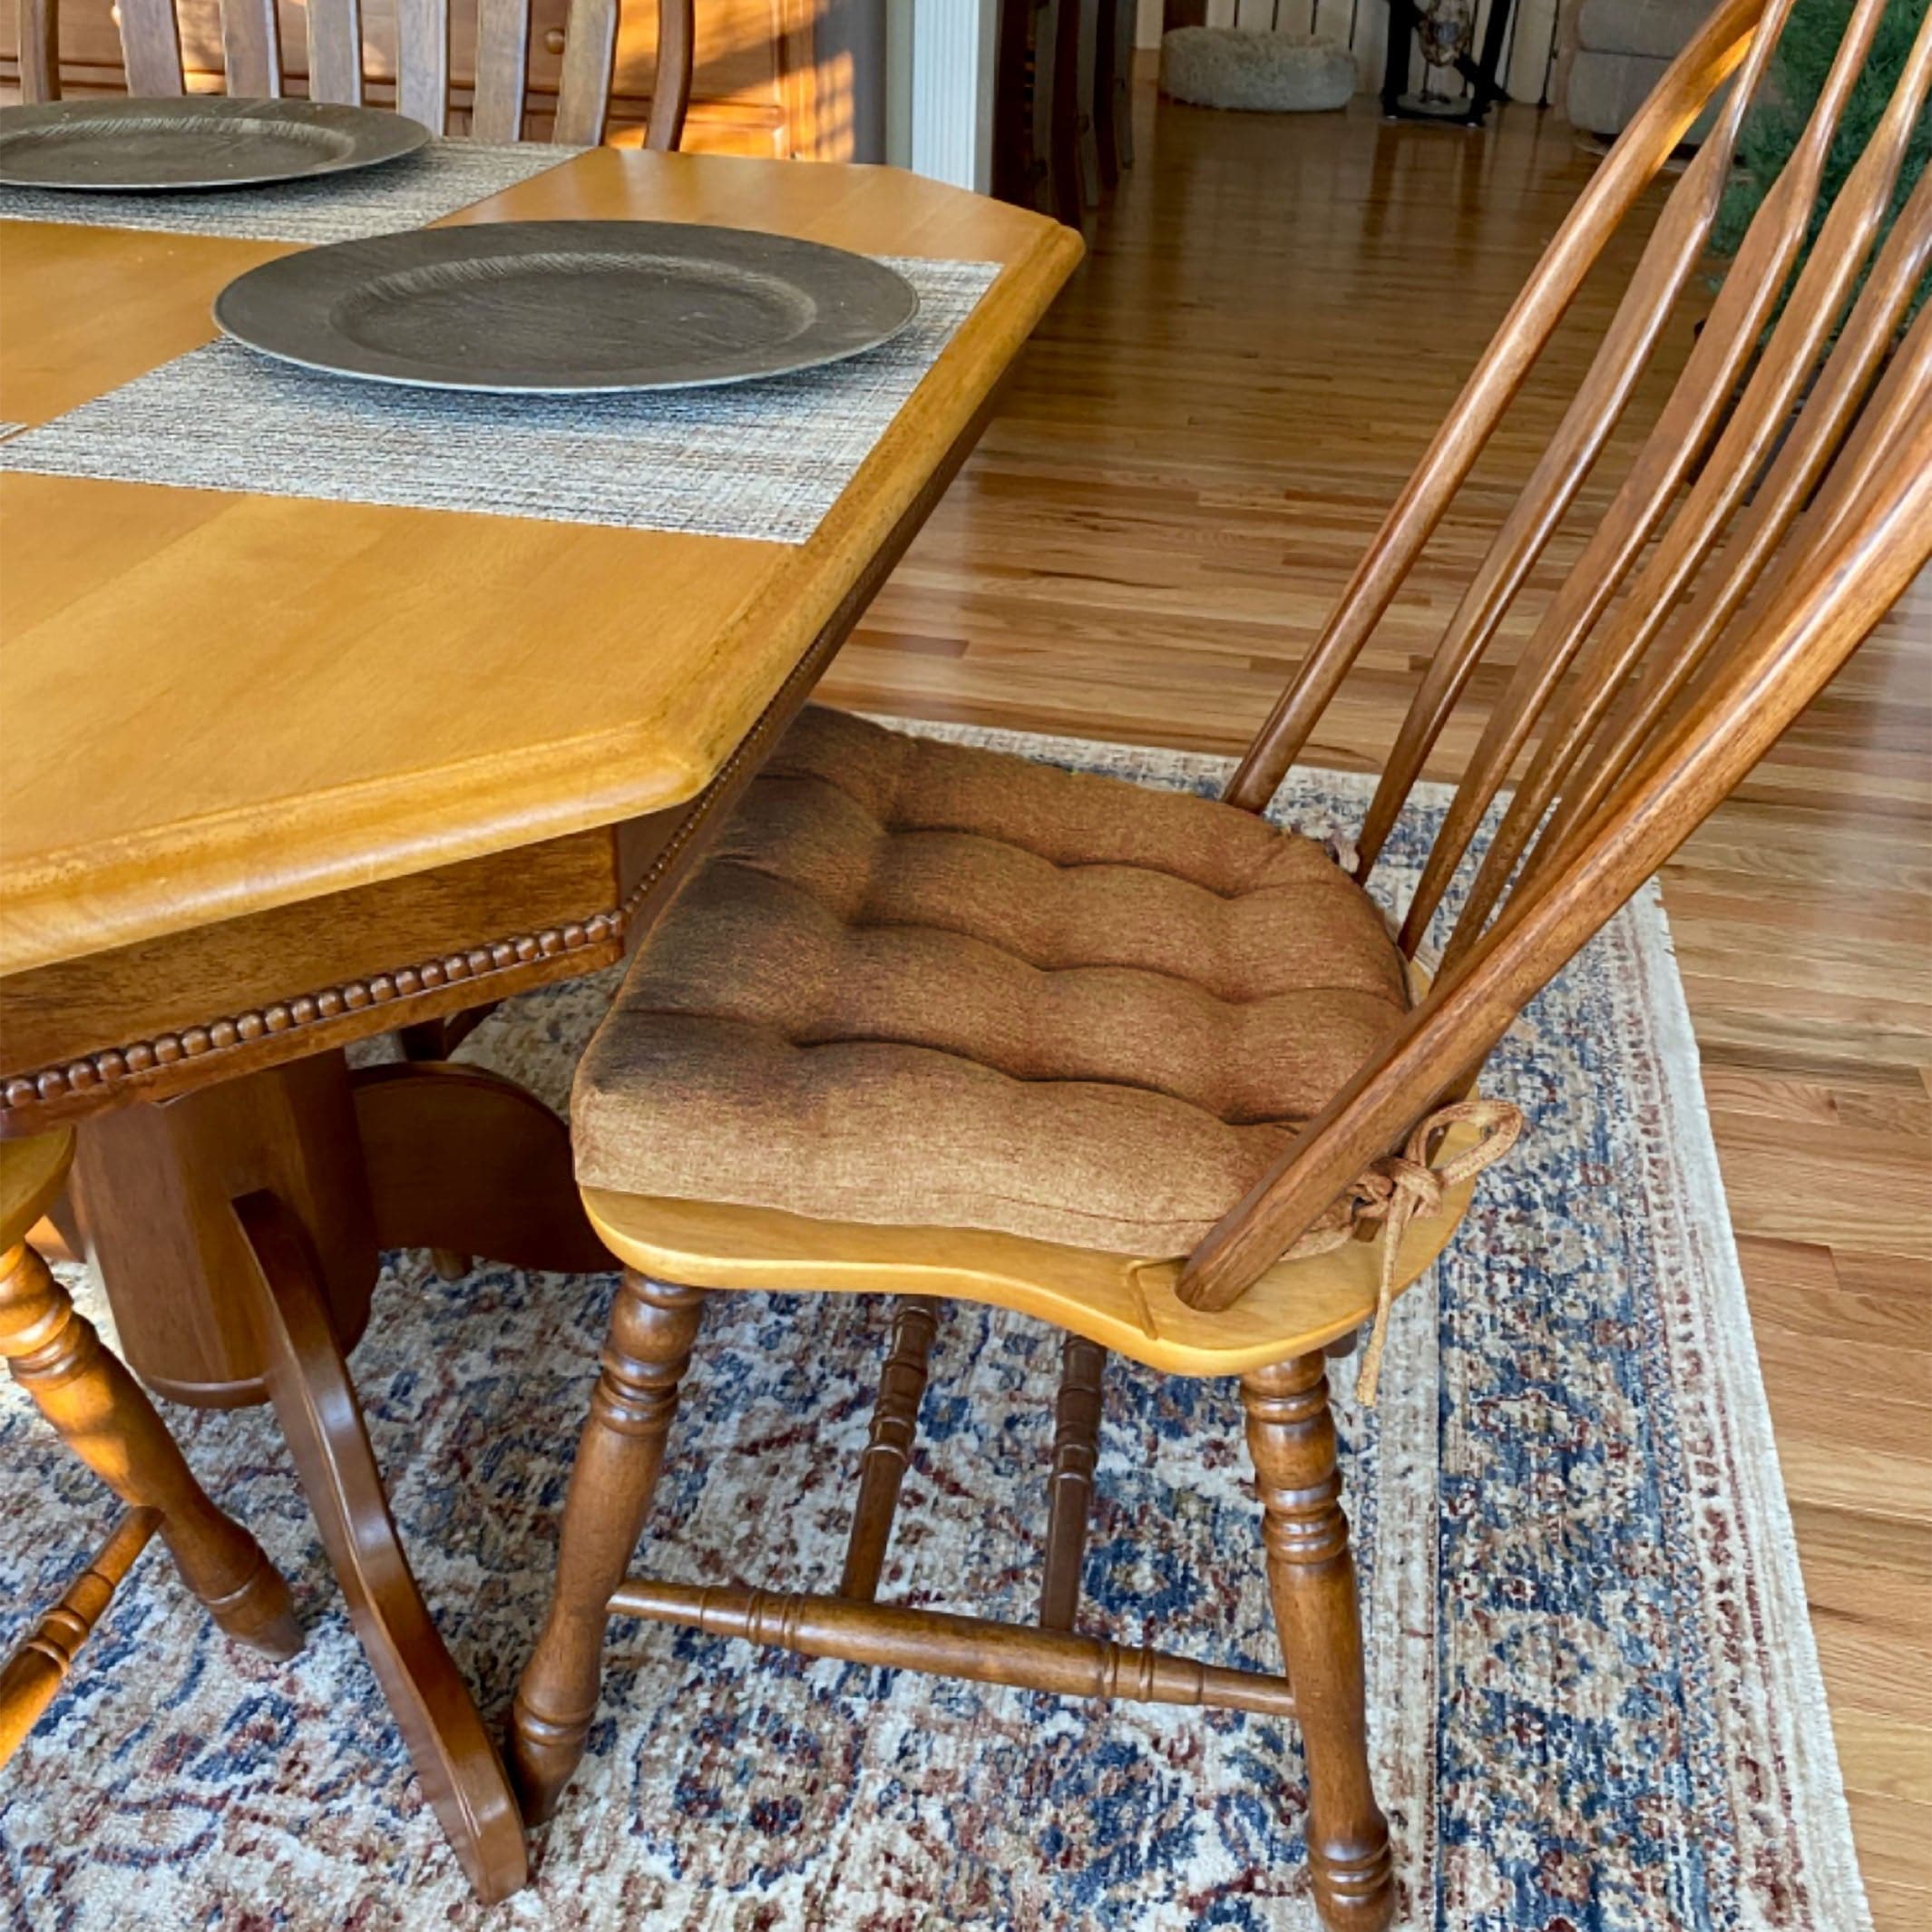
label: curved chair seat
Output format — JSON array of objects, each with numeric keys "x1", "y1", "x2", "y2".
[
  {"x1": 571, "y1": 705, "x2": 1418, "y2": 1258},
  {"x1": 571, "y1": 705, "x2": 1492, "y2": 1376},
  {"x1": 582, "y1": 1154, "x2": 1478, "y2": 1378}
]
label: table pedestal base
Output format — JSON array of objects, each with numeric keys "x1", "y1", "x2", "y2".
[
  {"x1": 233, "y1": 1188, "x2": 529, "y2": 1903},
  {"x1": 71, "y1": 1049, "x2": 613, "y2": 1905},
  {"x1": 75, "y1": 1051, "x2": 376, "y2": 1407}
]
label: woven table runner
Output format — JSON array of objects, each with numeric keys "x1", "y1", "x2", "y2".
[
  {"x1": 0, "y1": 139, "x2": 580, "y2": 244},
  {"x1": 0, "y1": 257, "x2": 1000, "y2": 544}
]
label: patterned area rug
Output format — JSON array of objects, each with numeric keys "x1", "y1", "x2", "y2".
[{"x1": 0, "y1": 723, "x2": 1869, "y2": 1931}]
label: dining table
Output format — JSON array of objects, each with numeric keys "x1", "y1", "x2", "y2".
[{"x1": 0, "y1": 144, "x2": 1081, "y2": 1901}]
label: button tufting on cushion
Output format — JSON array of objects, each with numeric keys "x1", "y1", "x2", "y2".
[{"x1": 572, "y1": 708, "x2": 1411, "y2": 1255}]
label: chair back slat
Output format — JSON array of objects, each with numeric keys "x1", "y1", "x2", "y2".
[
  {"x1": 1390, "y1": 0, "x2": 1900, "y2": 957},
  {"x1": 1433, "y1": 1, "x2": 1932, "y2": 968},
  {"x1": 1651, "y1": 303, "x2": 1932, "y2": 757},
  {"x1": 116, "y1": 0, "x2": 188, "y2": 93},
  {"x1": 1180, "y1": 383, "x2": 1932, "y2": 1312},
  {"x1": 220, "y1": 0, "x2": 284, "y2": 96},
  {"x1": 551, "y1": 0, "x2": 617, "y2": 145},
  {"x1": 470, "y1": 0, "x2": 532, "y2": 141},
  {"x1": 1177, "y1": 0, "x2": 1932, "y2": 1314},
  {"x1": 1500, "y1": 317, "x2": 1932, "y2": 1020},
  {"x1": 1348, "y1": 8, "x2": 1784, "y2": 883},
  {"x1": 395, "y1": 0, "x2": 451, "y2": 134},
  {"x1": 1520, "y1": 204, "x2": 1932, "y2": 893},
  {"x1": 18, "y1": 0, "x2": 59, "y2": 102},
  {"x1": 306, "y1": 0, "x2": 366, "y2": 106},
  {"x1": 638, "y1": 0, "x2": 694, "y2": 151},
  {"x1": 1219, "y1": 0, "x2": 1771, "y2": 816},
  {"x1": 15, "y1": 0, "x2": 695, "y2": 151}
]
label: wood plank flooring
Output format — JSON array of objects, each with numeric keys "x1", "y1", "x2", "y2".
[{"x1": 818, "y1": 93, "x2": 1932, "y2": 1925}]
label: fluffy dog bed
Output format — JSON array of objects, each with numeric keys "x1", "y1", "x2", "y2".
[{"x1": 1161, "y1": 27, "x2": 1357, "y2": 113}]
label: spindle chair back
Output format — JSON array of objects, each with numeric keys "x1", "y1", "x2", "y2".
[
  {"x1": 15, "y1": 0, "x2": 694, "y2": 147},
  {"x1": 511, "y1": 6, "x2": 1932, "y2": 1930},
  {"x1": 1180, "y1": 0, "x2": 1932, "y2": 1312}
]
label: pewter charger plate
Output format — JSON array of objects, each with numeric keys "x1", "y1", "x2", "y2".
[
  {"x1": 0, "y1": 99, "x2": 429, "y2": 192},
  {"x1": 213, "y1": 222, "x2": 925, "y2": 395}
]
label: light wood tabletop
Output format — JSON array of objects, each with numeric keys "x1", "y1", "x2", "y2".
[{"x1": 0, "y1": 151, "x2": 1082, "y2": 979}]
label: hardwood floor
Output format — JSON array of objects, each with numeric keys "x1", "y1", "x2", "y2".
[{"x1": 819, "y1": 92, "x2": 1932, "y2": 1926}]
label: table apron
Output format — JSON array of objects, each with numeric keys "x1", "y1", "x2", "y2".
[{"x1": 0, "y1": 383, "x2": 1004, "y2": 1138}]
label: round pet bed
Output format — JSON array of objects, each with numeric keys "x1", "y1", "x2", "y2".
[{"x1": 1160, "y1": 27, "x2": 1357, "y2": 114}]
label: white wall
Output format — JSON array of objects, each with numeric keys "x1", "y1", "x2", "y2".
[
  {"x1": 888, "y1": 0, "x2": 1000, "y2": 192},
  {"x1": 1137, "y1": 0, "x2": 1165, "y2": 48}
]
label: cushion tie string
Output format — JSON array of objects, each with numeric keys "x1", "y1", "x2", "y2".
[{"x1": 1285, "y1": 1098, "x2": 1522, "y2": 1407}]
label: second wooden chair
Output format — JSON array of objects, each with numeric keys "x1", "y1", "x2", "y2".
[
  {"x1": 1, "y1": 1131, "x2": 304, "y2": 1767},
  {"x1": 16, "y1": 0, "x2": 695, "y2": 149}
]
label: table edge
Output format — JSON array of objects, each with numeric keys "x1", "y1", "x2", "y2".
[{"x1": 0, "y1": 211, "x2": 1084, "y2": 979}]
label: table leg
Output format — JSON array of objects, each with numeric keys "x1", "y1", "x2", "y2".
[
  {"x1": 71, "y1": 1049, "x2": 608, "y2": 1903},
  {"x1": 393, "y1": 1019, "x2": 503, "y2": 1283},
  {"x1": 232, "y1": 1190, "x2": 527, "y2": 1904},
  {"x1": 73, "y1": 1050, "x2": 378, "y2": 1409}
]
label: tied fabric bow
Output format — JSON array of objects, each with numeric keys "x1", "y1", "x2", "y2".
[{"x1": 1277, "y1": 1098, "x2": 1524, "y2": 1406}]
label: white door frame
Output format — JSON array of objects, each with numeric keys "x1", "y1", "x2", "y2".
[{"x1": 888, "y1": 0, "x2": 1002, "y2": 193}]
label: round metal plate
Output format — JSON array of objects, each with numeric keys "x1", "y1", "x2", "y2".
[
  {"x1": 212, "y1": 220, "x2": 924, "y2": 395},
  {"x1": 0, "y1": 98, "x2": 430, "y2": 193}
]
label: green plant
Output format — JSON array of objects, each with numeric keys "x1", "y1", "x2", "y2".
[{"x1": 1711, "y1": 0, "x2": 1929, "y2": 317}]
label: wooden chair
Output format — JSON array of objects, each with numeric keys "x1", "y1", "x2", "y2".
[
  {"x1": 15, "y1": 0, "x2": 695, "y2": 149},
  {"x1": 1094, "y1": 0, "x2": 1136, "y2": 192},
  {"x1": 510, "y1": 1, "x2": 1930, "y2": 1925},
  {"x1": 994, "y1": 0, "x2": 1096, "y2": 229},
  {"x1": 1, "y1": 1130, "x2": 303, "y2": 1765}
]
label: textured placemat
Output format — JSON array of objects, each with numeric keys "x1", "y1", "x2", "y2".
[
  {"x1": 0, "y1": 138, "x2": 581, "y2": 243},
  {"x1": 0, "y1": 256, "x2": 1002, "y2": 543}
]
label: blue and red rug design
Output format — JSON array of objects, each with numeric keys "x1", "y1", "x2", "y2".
[{"x1": 0, "y1": 725, "x2": 1869, "y2": 1929}]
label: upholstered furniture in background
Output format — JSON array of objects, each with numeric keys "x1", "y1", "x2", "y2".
[{"x1": 1566, "y1": 0, "x2": 1722, "y2": 136}]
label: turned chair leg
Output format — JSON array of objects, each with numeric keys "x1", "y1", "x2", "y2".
[
  {"x1": 0, "y1": 1236, "x2": 304, "y2": 1662},
  {"x1": 1039, "y1": 1333, "x2": 1105, "y2": 1631},
  {"x1": 1, "y1": 1508, "x2": 160, "y2": 1762},
  {"x1": 510, "y1": 1270, "x2": 705, "y2": 1821},
  {"x1": 1242, "y1": 1355, "x2": 1394, "y2": 1932},
  {"x1": 840, "y1": 1295, "x2": 940, "y2": 1602}
]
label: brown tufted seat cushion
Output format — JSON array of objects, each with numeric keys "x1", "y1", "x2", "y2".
[{"x1": 572, "y1": 708, "x2": 1411, "y2": 1256}]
